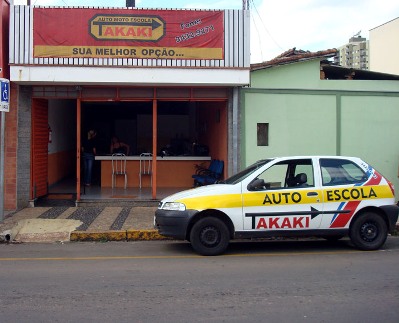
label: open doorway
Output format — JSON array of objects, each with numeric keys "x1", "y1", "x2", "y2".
[
  {"x1": 31, "y1": 94, "x2": 228, "y2": 203},
  {"x1": 31, "y1": 98, "x2": 77, "y2": 204},
  {"x1": 47, "y1": 99, "x2": 77, "y2": 198},
  {"x1": 81, "y1": 101, "x2": 152, "y2": 158},
  {"x1": 80, "y1": 100, "x2": 227, "y2": 162}
]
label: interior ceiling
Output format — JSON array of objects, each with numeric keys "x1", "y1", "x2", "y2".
[{"x1": 82, "y1": 101, "x2": 191, "y2": 117}]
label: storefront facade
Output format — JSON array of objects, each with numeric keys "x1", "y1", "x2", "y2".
[{"x1": 6, "y1": 5, "x2": 250, "y2": 210}]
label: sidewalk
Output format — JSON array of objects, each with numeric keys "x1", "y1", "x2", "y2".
[
  {"x1": 0, "y1": 206, "x2": 167, "y2": 243},
  {"x1": 1, "y1": 206, "x2": 399, "y2": 243}
]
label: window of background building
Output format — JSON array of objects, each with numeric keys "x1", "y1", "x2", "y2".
[{"x1": 257, "y1": 123, "x2": 269, "y2": 146}]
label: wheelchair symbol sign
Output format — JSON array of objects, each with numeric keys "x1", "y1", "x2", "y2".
[
  {"x1": 0, "y1": 78, "x2": 10, "y2": 112},
  {"x1": 1, "y1": 80, "x2": 9, "y2": 102}
]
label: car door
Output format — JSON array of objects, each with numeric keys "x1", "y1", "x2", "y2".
[
  {"x1": 242, "y1": 158, "x2": 323, "y2": 232},
  {"x1": 318, "y1": 157, "x2": 372, "y2": 229}
]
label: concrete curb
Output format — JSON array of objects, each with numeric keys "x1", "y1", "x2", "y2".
[
  {"x1": 70, "y1": 229, "x2": 171, "y2": 242},
  {"x1": 71, "y1": 223, "x2": 398, "y2": 242}
]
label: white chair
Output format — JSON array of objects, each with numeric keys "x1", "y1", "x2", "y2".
[
  {"x1": 112, "y1": 153, "x2": 127, "y2": 189},
  {"x1": 139, "y1": 153, "x2": 152, "y2": 189}
]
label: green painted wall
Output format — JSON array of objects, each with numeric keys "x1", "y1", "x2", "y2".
[
  {"x1": 242, "y1": 91, "x2": 336, "y2": 165},
  {"x1": 243, "y1": 59, "x2": 399, "y2": 199},
  {"x1": 340, "y1": 95, "x2": 399, "y2": 187},
  {"x1": 251, "y1": 60, "x2": 320, "y2": 89}
]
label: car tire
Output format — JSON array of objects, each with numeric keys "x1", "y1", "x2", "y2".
[
  {"x1": 190, "y1": 217, "x2": 230, "y2": 256},
  {"x1": 349, "y1": 212, "x2": 388, "y2": 250}
]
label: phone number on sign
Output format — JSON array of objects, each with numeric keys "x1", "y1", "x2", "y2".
[{"x1": 175, "y1": 25, "x2": 215, "y2": 43}]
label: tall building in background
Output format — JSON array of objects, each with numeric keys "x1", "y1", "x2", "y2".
[
  {"x1": 334, "y1": 33, "x2": 369, "y2": 70},
  {"x1": 369, "y1": 17, "x2": 399, "y2": 74}
]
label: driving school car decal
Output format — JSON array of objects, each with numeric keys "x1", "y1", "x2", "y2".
[
  {"x1": 177, "y1": 169, "x2": 393, "y2": 231},
  {"x1": 155, "y1": 156, "x2": 399, "y2": 255},
  {"x1": 245, "y1": 180, "x2": 391, "y2": 231},
  {"x1": 329, "y1": 167, "x2": 384, "y2": 228},
  {"x1": 246, "y1": 210, "x2": 319, "y2": 229}
]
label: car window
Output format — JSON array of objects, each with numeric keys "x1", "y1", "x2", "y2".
[
  {"x1": 254, "y1": 159, "x2": 314, "y2": 190},
  {"x1": 320, "y1": 158, "x2": 368, "y2": 186},
  {"x1": 258, "y1": 163, "x2": 287, "y2": 189},
  {"x1": 295, "y1": 164, "x2": 314, "y2": 186},
  {"x1": 224, "y1": 159, "x2": 273, "y2": 184}
]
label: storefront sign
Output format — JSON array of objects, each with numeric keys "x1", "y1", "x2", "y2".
[
  {"x1": 0, "y1": 78, "x2": 9, "y2": 112},
  {"x1": 89, "y1": 14, "x2": 165, "y2": 41},
  {"x1": 33, "y1": 8, "x2": 224, "y2": 60}
]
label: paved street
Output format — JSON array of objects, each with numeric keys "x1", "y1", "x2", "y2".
[{"x1": 1, "y1": 237, "x2": 399, "y2": 322}]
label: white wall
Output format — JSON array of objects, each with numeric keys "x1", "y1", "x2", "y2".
[
  {"x1": 370, "y1": 18, "x2": 399, "y2": 74},
  {"x1": 48, "y1": 100, "x2": 76, "y2": 154}
]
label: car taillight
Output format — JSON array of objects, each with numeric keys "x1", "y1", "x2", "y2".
[{"x1": 387, "y1": 180, "x2": 395, "y2": 195}]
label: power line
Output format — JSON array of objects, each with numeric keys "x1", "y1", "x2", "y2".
[
  {"x1": 250, "y1": 0, "x2": 284, "y2": 53},
  {"x1": 251, "y1": 11, "x2": 264, "y2": 60}
]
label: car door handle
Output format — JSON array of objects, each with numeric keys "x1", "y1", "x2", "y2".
[{"x1": 307, "y1": 192, "x2": 318, "y2": 197}]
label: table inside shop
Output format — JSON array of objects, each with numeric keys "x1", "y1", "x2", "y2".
[{"x1": 95, "y1": 155, "x2": 212, "y2": 188}]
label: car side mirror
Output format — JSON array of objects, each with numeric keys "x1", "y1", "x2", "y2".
[{"x1": 248, "y1": 178, "x2": 267, "y2": 191}]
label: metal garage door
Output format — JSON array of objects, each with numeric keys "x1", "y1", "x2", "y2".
[{"x1": 31, "y1": 99, "x2": 48, "y2": 199}]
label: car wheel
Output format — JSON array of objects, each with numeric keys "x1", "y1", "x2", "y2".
[
  {"x1": 349, "y1": 212, "x2": 388, "y2": 250},
  {"x1": 190, "y1": 217, "x2": 230, "y2": 256}
]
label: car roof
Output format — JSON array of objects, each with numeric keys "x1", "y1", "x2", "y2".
[{"x1": 267, "y1": 156, "x2": 361, "y2": 160}]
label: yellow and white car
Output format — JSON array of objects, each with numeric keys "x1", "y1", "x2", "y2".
[{"x1": 155, "y1": 156, "x2": 398, "y2": 255}]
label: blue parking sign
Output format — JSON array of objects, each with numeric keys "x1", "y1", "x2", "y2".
[{"x1": 0, "y1": 78, "x2": 9, "y2": 112}]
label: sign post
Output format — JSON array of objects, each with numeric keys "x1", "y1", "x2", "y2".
[{"x1": 0, "y1": 78, "x2": 10, "y2": 221}]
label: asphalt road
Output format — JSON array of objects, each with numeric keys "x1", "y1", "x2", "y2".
[{"x1": 1, "y1": 237, "x2": 399, "y2": 322}]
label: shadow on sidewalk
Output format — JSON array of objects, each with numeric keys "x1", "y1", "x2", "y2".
[{"x1": 35, "y1": 194, "x2": 76, "y2": 207}]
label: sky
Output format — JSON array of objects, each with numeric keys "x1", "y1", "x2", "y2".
[{"x1": 12, "y1": 0, "x2": 399, "y2": 63}]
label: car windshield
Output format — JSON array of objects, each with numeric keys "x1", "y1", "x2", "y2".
[{"x1": 222, "y1": 159, "x2": 273, "y2": 185}]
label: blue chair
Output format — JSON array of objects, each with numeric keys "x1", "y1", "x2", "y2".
[{"x1": 192, "y1": 160, "x2": 224, "y2": 186}]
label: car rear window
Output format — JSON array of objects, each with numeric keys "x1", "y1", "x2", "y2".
[{"x1": 320, "y1": 158, "x2": 368, "y2": 186}]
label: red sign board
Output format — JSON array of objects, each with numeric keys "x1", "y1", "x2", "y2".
[{"x1": 33, "y1": 8, "x2": 224, "y2": 60}]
